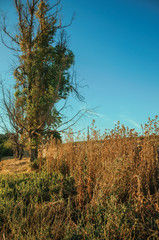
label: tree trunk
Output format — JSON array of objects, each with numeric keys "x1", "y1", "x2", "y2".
[
  {"x1": 30, "y1": 133, "x2": 38, "y2": 162},
  {"x1": 14, "y1": 145, "x2": 19, "y2": 159},
  {"x1": 30, "y1": 146, "x2": 38, "y2": 162},
  {"x1": 19, "y1": 144, "x2": 24, "y2": 160}
]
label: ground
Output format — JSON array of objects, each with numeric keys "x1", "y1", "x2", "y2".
[{"x1": 0, "y1": 157, "x2": 31, "y2": 174}]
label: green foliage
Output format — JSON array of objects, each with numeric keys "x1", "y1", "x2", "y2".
[
  {"x1": 0, "y1": 171, "x2": 76, "y2": 204},
  {"x1": 0, "y1": 171, "x2": 77, "y2": 239},
  {"x1": 13, "y1": 0, "x2": 75, "y2": 157},
  {"x1": 0, "y1": 134, "x2": 13, "y2": 159}
]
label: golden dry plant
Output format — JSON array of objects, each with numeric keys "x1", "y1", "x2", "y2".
[{"x1": 41, "y1": 116, "x2": 159, "y2": 209}]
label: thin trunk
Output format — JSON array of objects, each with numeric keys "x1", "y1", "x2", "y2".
[
  {"x1": 30, "y1": 134, "x2": 38, "y2": 162},
  {"x1": 30, "y1": 147, "x2": 38, "y2": 162},
  {"x1": 19, "y1": 144, "x2": 24, "y2": 160},
  {"x1": 15, "y1": 145, "x2": 19, "y2": 159}
]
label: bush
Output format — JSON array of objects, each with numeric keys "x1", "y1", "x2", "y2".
[{"x1": 0, "y1": 134, "x2": 13, "y2": 159}]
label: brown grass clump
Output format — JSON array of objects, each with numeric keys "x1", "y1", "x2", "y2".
[
  {"x1": 0, "y1": 157, "x2": 31, "y2": 174},
  {"x1": 43, "y1": 116, "x2": 159, "y2": 209}
]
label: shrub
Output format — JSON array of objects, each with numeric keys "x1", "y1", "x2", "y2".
[{"x1": 0, "y1": 134, "x2": 13, "y2": 159}]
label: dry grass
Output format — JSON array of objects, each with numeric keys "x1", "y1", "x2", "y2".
[
  {"x1": 43, "y1": 116, "x2": 159, "y2": 208},
  {"x1": 0, "y1": 157, "x2": 31, "y2": 174},
  {"x1": 36, "y1": 116, "x2": 159, "y2": 238}
]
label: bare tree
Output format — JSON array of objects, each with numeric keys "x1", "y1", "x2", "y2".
[{"x1": 0, "y1": 81, "x2": 25, "y2": 159}]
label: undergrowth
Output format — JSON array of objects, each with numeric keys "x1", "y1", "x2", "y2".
[
  {"x1": 0, "y1": 171, "x2": 76, "y2": 239},
  {"x1": 0, "y1": 116, "x2": 159, "y2": 239}
]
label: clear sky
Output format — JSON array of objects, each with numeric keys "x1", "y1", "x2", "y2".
[{"x1": 0, "y1": 0, "x2": 159, "y2": 136}]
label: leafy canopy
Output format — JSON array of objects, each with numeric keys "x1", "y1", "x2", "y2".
[{"x1": 14, "y1": 0, "x2": 74, "y2": 137}]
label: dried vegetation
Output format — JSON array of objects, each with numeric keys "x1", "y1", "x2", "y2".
[
  {"x1": 41, "y1": 116, "x2": 159, "y2": 239},
  {"x1": 0, "y1": 116, "x2": 159, "y2": 239}
]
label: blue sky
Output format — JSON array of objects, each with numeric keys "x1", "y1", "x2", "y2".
[{"x1": 0, "y1": 0, "x2": 159, "y2": 135}]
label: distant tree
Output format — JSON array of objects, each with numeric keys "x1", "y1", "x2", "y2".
[
  {"x1": 1, "y1": 0, "x2": 85, "y2": 161},
  {"x1": 0, "y1": 82, "x2": 24, "y2": 159},
  {"x1": 0, "y1": 134, "x2": 13, "y2": 160}
]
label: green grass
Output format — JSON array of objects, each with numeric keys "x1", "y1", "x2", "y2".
[
  {"x1": 0, "y1": 169, "x2": 158, "y2": 239},
  {"x1": 0, "y1": 171, "x2": 77, "y2": 239}
]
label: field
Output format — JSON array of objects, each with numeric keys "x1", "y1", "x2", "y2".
[{"x1": 0, "y1": 117, "x2": 159, "y2": 239}]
